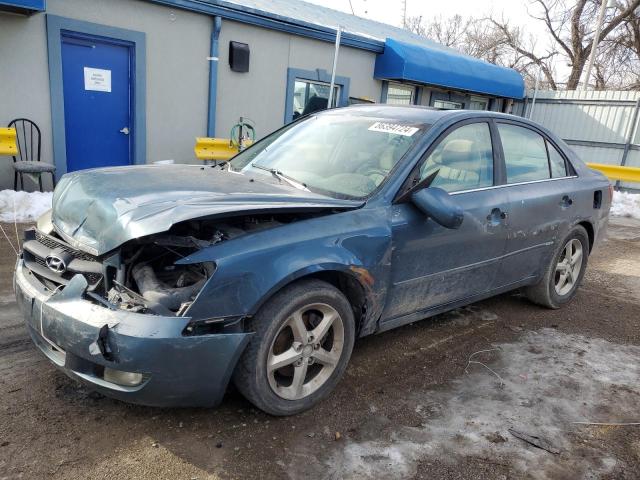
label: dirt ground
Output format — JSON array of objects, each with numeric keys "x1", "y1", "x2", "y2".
[{"x1": 1, "y1": 218, "x2": 639, "y2": 480}]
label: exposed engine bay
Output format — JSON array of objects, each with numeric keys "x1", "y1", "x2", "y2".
[
  {"x1": 23, "y1": 213, "x2": 323, "y2": 317},
  {"x1": 107, "y1": 215, "x2": 288, "y2": 316}
]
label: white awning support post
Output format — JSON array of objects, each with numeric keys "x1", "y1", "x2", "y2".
[
  {"x1": 327, "y1": 26, "x2": 342, "y2": 110},
  {"x1": 528, "y1": 68, "x2": 541, "y2": 120},
  {"x1": 581, "y1": 0, "x2": 612, "y2": 91}
]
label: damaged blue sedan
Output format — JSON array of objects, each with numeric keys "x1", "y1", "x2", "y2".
[{"x1": 15, "y1": 105, "x2": 610, "y2": 415}]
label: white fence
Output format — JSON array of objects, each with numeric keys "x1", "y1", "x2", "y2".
[{"x1": 513, "y1": 90, "x2": 640, "y2": 188}]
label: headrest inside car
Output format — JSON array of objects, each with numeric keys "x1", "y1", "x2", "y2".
[{"x1": 440, "y1": 139, "x2": 475, "y2": 168}]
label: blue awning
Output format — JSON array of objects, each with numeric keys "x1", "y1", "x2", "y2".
[
  {"x1": 0, "y1": 0, "x2": 45, "y2": 14},
  {"x1": 374, "y1": 38, "x2": 525, "y2": 99}
]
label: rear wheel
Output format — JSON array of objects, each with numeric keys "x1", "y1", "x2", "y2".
[
  {"x1": 524, "y1": 225, "x2": 589, "y2": 309},
  {"x1": 233, "y1": 279, "x2": 355, "y2": 416}
]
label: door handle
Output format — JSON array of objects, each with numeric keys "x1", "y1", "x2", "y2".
[
  {"x1": 119, "y1": 127, "x2": 130, "y2": 135},
  {"x1": 560, "y1": 195, "x2": 573, "y2": 207}
]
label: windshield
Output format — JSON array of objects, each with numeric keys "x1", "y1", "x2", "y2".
[{"x1": 230, "y1": 113, "x2": 429, "y2": 198}]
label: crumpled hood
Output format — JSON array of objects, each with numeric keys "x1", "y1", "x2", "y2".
[{"x1": 52, "y1": 165, "x2": 362, "y2": 256}]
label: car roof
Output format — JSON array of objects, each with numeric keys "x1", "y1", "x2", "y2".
[{"x1": 321, "y1": 104, "x2": 525, "y2": 125}]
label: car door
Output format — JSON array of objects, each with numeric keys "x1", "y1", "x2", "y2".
[
  {"x1": 493, "y1": 121, "x2": 577, "y2": 287},
  {"x1": 381, "y1": 120, "x2": 510, "y2": 324}
]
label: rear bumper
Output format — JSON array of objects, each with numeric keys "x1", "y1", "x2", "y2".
[{"x1": 14, "y1": 258, "x2": 251, "y2": 407}]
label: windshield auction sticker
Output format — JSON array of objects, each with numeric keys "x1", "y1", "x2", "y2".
[{"x1": 368, "y1": 122, "x2": 419, "y2": 136}]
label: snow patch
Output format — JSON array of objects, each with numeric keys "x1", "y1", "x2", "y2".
[
  {"x1": 0, "y1": 190, "x2": 52, "y2": 223},
  {"x1": 289, "y1": 329, "x2": 640, "y2": 479},
  {"x1": 610, "y1": 191, "x2": 640, "y2": 220}
]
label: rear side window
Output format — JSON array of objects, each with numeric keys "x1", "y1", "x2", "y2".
[
  {"x1": 419, "y1": 122, "x2": 494, "y2": 193},
  {"x1": 547, "y1": 140, "x2": 568, "y2": 178},
  {"x1": 498, "y1": 123, "x2": 550, "y2": 183}
]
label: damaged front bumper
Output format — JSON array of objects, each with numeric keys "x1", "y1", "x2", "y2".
[{"x1": 14, "y1": 258, "x2": 251, "y2": 407}]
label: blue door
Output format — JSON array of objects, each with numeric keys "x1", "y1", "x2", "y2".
[{"x1": 61, "y1": 33, "x2": 133, "y2": 172}]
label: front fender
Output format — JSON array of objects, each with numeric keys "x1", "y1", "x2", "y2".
[{"x1": 177, "y1": 208, "x2": 392, "y2": 333}]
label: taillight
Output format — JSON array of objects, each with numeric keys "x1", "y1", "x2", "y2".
[{"x1": 608, "y1": 184, "x2": 614, "y2": 202}]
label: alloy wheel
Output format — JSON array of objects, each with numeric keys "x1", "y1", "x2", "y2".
[
  {"x1": 266, "y1": 303, "x2": 344, "y2": 400},
  {"x1": 554, "y1": 238, "x2": 583, "y2": 296}
]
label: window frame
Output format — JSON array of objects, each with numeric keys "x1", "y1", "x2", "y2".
[
  {"x1": 395, "y1": 118, "x2": 501, "y2": 202},
  {"x1": 394, "y1": 117, "x2": 580, "y2": 204},
  {"x1": 493, "y1": 119, "x2": 577, "y2": 186},
  {"x1": 386, "y1": 82, "x2": 416, "y2": 105},
  {"x1": 284, "y1": 67, "x2": 350, "y2": 123},
  {"x1": 433, "y1": 99, "x2": 463, "y2": 109},
  {"x1": 292, "y1": 78, "x2": 340, "y2": 118},
  {"x1": 469, "y1": 96, "x2": 489, "y2": 111}
]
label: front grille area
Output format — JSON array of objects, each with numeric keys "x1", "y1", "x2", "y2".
[
  {"x1": 35, "y1": 230, "x2": 97, "y2": 262},
  {"x1": 32, "y1": 255, "x2": 102, "y2": 285},
  {"x1": 23, "y1": 229, "x2": 104, "y2": 290}
]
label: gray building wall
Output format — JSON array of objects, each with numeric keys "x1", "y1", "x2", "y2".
[
  {"x1": 215, "y1": 19, "x2": 382, "y2": 139},
  {"x1": 0, "y1": 10, "x2": 52, "y2": 190},
  {"x1": 0, "y1": 0, "x2": 211, "y2": 190}
]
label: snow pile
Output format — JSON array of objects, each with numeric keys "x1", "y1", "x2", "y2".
[
  {"x1": 610, "y1": 190, "x2": 640, "y2": 220},
  {"x1": 0, "y1": 190, "x2": 52, "y2": 223},
  {"x1": 289, "y1": 328, "x2": 639, "y2": 479}
]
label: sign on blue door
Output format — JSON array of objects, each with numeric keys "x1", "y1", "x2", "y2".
[{"x1": 61, "y1": 34, "x2": 133, "y2": 172}]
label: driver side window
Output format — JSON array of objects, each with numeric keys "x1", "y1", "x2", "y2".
[{"x1": 418, "y1": 122, "x2": 494, "y2": 193}]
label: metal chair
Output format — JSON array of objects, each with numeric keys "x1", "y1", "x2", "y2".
[{"x1": 8, "y1": 118, "x2": 56, "y2": 192}]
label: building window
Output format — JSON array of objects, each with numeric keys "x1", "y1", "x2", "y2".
[
  {"x1": 433, "y1": 100, "x2": 463, "y2": 109},
  {"x1": 469, "y1": 96, "x2": 489, "y2": 110},
  {"x1": 292, "y1": 79, "x2": 340, "y2": 120},
  {"x1": 285, "y1": 68, "x2": 350, "y2": 123},
  {"x1": 386, "y1": 83, "x2": 415, "y2": 105}
]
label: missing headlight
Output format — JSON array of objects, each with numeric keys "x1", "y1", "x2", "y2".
[{"x1": 131, "y1": 261, "x2": 214, "y2": 313}]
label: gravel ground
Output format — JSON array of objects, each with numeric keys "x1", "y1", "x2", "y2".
[{"x1": 1, "y1": 218, "x2": 639, "y2": 480}]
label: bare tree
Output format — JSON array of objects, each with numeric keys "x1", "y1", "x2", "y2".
[
  {"x1": 405, "y1": 1, "x2": 640, "y2": 90},
  {"x1": 600, "y1": 9, "x2": 640, "y2": 89},
  {"x1": 405, "y1": 15, "x2": 509, "y2": 63},
  {"x1": 489, "y1": 17, "x2": 559, "y2": 89},
  {"x1": 530, "y1": 0, "x2": 640, "y2": 89},
  {"x1": 404, "y1": 15, "x2": 428, "y2": 38},
  {"x1": 420, "y1": 14, "x2": 471, "y2": 48}
]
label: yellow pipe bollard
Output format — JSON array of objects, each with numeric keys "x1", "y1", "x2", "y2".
[
  {"x1": 194, "y1": 137, "x2": 252, "y2": 161},
  {"x1": 587, "y1": 163, "x2": 640, "y2": 184},
  {"x1": 0, "y1": 128, "x2": 17, "y2": 156}
]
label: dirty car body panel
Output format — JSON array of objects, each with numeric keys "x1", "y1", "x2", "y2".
[{"x1": 14, "y1": 106, "x2": 611, "y2": 407}]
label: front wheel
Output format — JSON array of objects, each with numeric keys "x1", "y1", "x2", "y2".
[
  {"x1": 233, "y1": 279, "x2": 355, "y2": 416},
  {"x1": 524, "y1": 225, "x2": 590, "y2": 309}
]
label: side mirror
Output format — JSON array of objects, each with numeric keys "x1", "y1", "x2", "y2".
[{"x1": 411, "y1": 187, "x2": 464, "y2": 229}]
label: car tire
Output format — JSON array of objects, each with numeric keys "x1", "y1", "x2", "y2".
[
  {"x1": 524, "y1": 225, "x2": 590, "y2": 309},
  {"x1": 233, "y1": 279, "x2": 355, "y2": 416}
]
